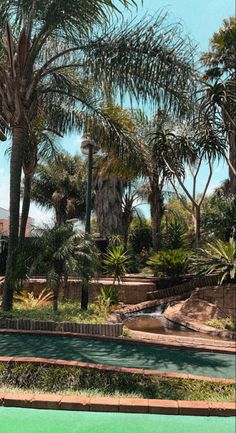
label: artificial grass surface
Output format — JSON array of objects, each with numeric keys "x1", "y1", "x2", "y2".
[
  {"x1": 0, "y1": 333, "x2": 235, "y2": 379},
  {"x1": 0, "y1": 408, "x2": 235, "y2": 433}
]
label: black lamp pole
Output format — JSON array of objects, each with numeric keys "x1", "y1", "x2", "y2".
[{"x1": 85, "y1": 142, "x2": 93, "y2": 234}]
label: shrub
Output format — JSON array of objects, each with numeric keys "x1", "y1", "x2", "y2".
[
  {"x1": 103, "y1": 246, "x2": 130, "y2": 284},
  {"x1": 100, "y1": 286, "x2": 119, "y2": 306},
  {"x1": 191, "y1": 238, "x2": 236, "y2": 283},
  {"x1": 14, "y1": 289, "x2": 53, "y2": 308},
  {"x1": 129, "y1": 219, "x2": 152, "y2": 254},
  {"x1": 147, "y1": 248, "x2": 189, "y2": 277},
  {"x1": 205, "y1": 319, "x2": 236, "y2": 332}
]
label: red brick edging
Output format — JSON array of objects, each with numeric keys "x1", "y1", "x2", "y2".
[
  {"x1": 0, "y1": 392, "x2": 235, "y2": 416},
  {"x1": 0, "y1": 356, "x2": 235, "y2": 384}
]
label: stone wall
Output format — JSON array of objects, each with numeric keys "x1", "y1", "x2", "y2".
[
  {"x1": 0, "y1": 278, "x2": 156, "y2": 305},
  {"x1": 147, "y1": 275, "x2": 219, "y2": 301},
  {"x1": 192, "y1": 285, "x2": 236, "y2": 319}
]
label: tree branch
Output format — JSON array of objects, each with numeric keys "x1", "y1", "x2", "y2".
[
  {"x1": 199, "y1": 155, "x2": 213, "y2": 206},
  {"x1": 163, "y1": 157, "x2": 197, "y2": 206},
  {"x1": 169, "y1": 179, "x2": 194, "y2": 216}
]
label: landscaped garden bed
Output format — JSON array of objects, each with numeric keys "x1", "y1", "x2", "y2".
[{"x1": 0, "y1": 361, "x2": 235, "y2": 402}]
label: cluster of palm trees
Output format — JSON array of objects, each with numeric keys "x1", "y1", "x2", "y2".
[{"x1": 0, "y1": 1, "x2": 235, "y2": 311}]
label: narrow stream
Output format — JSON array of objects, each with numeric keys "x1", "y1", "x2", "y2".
[{"x1": 123, "y1": 305, "x2": 220, "y2": 340}]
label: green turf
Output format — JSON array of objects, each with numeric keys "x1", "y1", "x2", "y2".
[
  {"x1": 0, "y1": 334, "x2": 235, "y2": 379},
  {"x1": 0, "y1": 408, "x2": 235, "y2": 433}
]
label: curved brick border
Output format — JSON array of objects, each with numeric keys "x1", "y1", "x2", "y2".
[
  {"x1": 0, "y1": 318, "x2": 123, "y2": 337},
  {"x1": 0, "y1": 356, "x2": 235, "y2": 384},
  {"x1": 0, "y1": 328, "x2": 235, "y2": 354},
  {"x1": 0, "y1": 392, "x2": 235, "y2": 416}
]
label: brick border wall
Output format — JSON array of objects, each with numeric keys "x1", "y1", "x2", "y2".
[
  {"x1": 0, "y1": 392, "x2": 235, "y2": 416},
  {"x1": 0, "y1": 318, "x2": 123, "y2": 337},
  {"x1": 147, "y1": 275, "x2": 219, "y2": 300}
]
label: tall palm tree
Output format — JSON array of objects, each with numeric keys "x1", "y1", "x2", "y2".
[
  {"x1": 200, "y1": 16, "x2": 236, "y2": 193},
  {"x1": 0, "y1": 1, "x2": 195, "y2": 310}
]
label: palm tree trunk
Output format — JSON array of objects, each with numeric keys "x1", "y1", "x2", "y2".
[
  {"x1": 19, "y1": 174, "x2": 32, "y2": 242},
  {"x1": 52, "y1": 286, "x2": 59, "y2": 311},
  {"x1": 81, "y1": 278, "x2": 89, "y2": 310},
  {"x1": 95, "y1": 176, "x2": 123, "y2": 237},
  {"x1": 228, "y1": 129, "x2": 236, "y2": 194},
  {"x1": 150, "y1": 184, "x2": 164, "y2": 250},
  {"x1": 2, "y1": 125, "x2": 25, "y2": 310}
]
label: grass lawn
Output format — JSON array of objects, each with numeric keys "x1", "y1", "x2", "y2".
[{"x1": 0, "y1": 301, "x2": 107, "y2": 324}]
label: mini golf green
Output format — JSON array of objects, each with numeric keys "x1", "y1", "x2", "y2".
[
  {"x1": 0, "y1": 408, "x2": 235, "y2": 433},
  {"x1": 0, "y1": 333, "x2": 235, "y2": 379}
]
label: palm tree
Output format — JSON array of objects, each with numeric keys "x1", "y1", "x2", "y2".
[
  {"x1": 200, "y1": 17, "x2": 236, "y2": 193},
  {"x1": 31, "y1": 224, "x2": 98, "y2": 311},
  {"x1": 31, "y1": 152, "x2": 87, "y2": 225},
  {"x1": 0, "y1": 1, "x2": 195, "y2": 310},
  {"x1": 86, "y1": 103, "x2": 145, "y2": 239}
]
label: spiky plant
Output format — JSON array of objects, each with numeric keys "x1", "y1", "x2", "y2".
[
  {"x1": 14, "y1": 289, "x2": 53, "y2": 308},
  {"x1": 192, "y1": 238, "x2": 236, "y2": 284},
  {"x1": 103, "y1": 245, "x2": 130, "y2": 285}
]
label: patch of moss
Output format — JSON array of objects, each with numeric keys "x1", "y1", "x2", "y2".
[{"x1": 205, "y1": 319, "x2": 236, "y2": 332}]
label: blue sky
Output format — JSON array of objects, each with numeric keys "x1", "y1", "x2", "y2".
[{"x1": 0, "y1": 0, "x2": 234, "y2": 224}]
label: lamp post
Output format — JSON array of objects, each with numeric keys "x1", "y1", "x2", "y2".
[
  {"x1": 0, "y1": 116, "x2": 7, "y2": 141},
  {"x1": 80, "y1": 135, "x2": 97, "y2": 234}
]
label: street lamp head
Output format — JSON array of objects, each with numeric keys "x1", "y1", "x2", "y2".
[
  {"x1": 80, "y1": 135, "x2": 97, "y2": 155},
  {"x1": 0, "y1": 129, "x2": 6, "y2": 141}
]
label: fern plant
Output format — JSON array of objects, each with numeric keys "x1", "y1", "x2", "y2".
[{"x1": 191, "y1": 238, "x2": 236, "y2": 284}]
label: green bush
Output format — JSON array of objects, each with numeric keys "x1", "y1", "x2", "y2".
[
  {"x1": 191, "y1": 238, "x2": 236, "y2": 283},
  {"x1": 99, "y1": 286, "x2": 119, "y2": 306},
  {"x1": 147, "y1": 248, "x2": 189, "y2": 277},
  {"x1": 129, "y1": 219, "x2": 152, "y2": 254}
]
